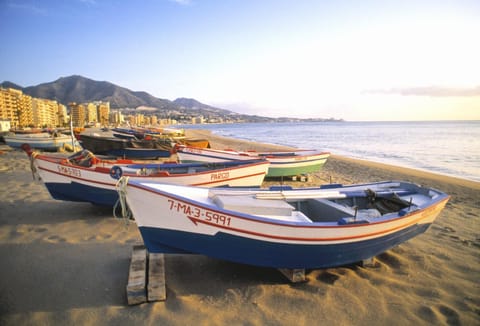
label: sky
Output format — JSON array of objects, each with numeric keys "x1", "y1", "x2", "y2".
[{"x1": 1, "y1": 0, "x2": 479, "y2": 121}]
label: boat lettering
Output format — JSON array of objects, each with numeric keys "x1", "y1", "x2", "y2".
[
  {"x1": 57, "y1": 165, "x2": 81, "y2": 177},
  {"x1": 167, "y1": 199, "x2": 231, "y2": 226},
  {"x1": 184, "y1": 147, "x2": 202, "y2": 154},
  {"x1": 210, "y1": 172, "x2": 229, "y2": 181},
  {"x1": 167, "y1": 199, "x2": 200, "y2": 217},
  {"x1": 205, "y1": 211, "x2": 231, "y2": 226}
]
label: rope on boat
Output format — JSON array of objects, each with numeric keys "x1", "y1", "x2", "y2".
[
  {"x1": 114, "y1": 176, "x2": 132, "y2": 226},
  {"x1": 29, "y1": 152, "x2": 39, "y2": 180}
]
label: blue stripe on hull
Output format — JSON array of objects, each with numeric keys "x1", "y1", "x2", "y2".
[
  {"x1": 44, "y1": 182, "x2": 118, "y2": 206},
  {"x1": 138, "y1": 223, "x2": 431, "y2": 269},
  {"x1": 105, "y1": 149, "x2": 171, "y2": 159},
  {"x1": 43, "y1": 182, "x2": 258, "y2": 206}
]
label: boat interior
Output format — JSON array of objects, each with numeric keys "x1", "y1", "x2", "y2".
[
  {"x1": 210, "y1": 189, "x2": 417, "y2": 224},
  {"x1": 131, "y1": 160, "x2": 264, "y2": 176}
]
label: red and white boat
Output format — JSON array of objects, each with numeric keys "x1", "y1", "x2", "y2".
[{"x1": 23, "y1": 146, "x2": 270, "y2": 207}]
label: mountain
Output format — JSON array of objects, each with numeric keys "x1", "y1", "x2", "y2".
[
  {"x1": 173, "y1": 97, "x2": 232, "y2": 115},
  {"x1": 1, "y1": 75, "x2": 342, "y2": 122},
  {"x1": 1, "y1": 75, "x2": 230, "y2": 114},
  {"x1": 1, "y1": 81, "x2": 23, "y2": 90},
  {"x1": 21, "y1": 75, "x2": 177, "y2": 110}
]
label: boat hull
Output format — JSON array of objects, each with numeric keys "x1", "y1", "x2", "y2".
[
  {"x1": 31, "y1": 154, "x2": 269, "y2": 206},
  {"x1": 176, "y1": 146, "x2": 330, "y2": 177},
  {"x1": 5, "y1": 133, "x2": 79, "y2": 151},
  {"x1": 101, "y1": 148, "x2": 171, "y2": 159},
  {"x1": 44, "y1": 181, "x2": 119, "y2": 206},
  {"x1": 138, "y1": 222, "x2": 431, "y2": 268},
  {"x1": 123, "y1": 181, "x2": 449, "y2": 269},
  {"x1": 80, "y1": 134, "x2": 172, "y2": 159}
]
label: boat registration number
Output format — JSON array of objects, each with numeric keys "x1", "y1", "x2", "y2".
[
  {"x1": 183, "y1": 147, "x2": 203, "y2": 154},
  {"x1": 57, "y1": 165, "x2": 81, "y2": 178},
  {"x1": 210, "y1": 172, "x2": 229, "y2": 181},
  {"x1": 167, "y1": 199, "x2": 231, "y2": 226}
]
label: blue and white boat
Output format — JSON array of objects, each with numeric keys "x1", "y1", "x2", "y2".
[
  {"x1": 118, "y1": 180, "x2": 450, "y2": 269},
  {"x1": 24, "y1": 147, "x2": 270, "y2": 207},
  {"x1": 175, "y1": 144, "x2": 330, "y2": 177},
  {"x1": 80, "y1": 133, "x2": 173, "y2": 159},
  {"x1": 4, "y1": 131, "x2": 79, "y2": 151}
]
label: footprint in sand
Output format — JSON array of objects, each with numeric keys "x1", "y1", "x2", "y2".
[
  {"x1": 34, "y1": 227, "x2": 48, "y2": 233},
  {"x1": 376, "y1": 252, "x2": 404, "y2": 269},
  {"x1": 417, "y1": 305, "x2": 440, "y2": 324},
  {"x1": 46, "y1": 235, "x2": 67, "y2": 243},
  {"x1": 317, "y1": 271, "x2": 340, "y2": 285},
  {"x1": 473, "y1": 238, "x2": 480, "y2": 248},
  {"x1": 9, "y1": 230, "x2": 23, "y2": 238},
  {"x1": 437, "y1": 304, "x2": 461, "y2": 325},
  {"x1": 442, "y1": 226, "x2": 456, "y2": 233}
]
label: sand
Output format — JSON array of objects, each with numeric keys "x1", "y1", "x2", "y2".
[{"x1": 0, "y1": 130, "x2": 479, "y2": 325}]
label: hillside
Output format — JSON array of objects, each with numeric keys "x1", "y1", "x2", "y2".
[{"x1": 1, "y1": 75, "x2": 233, "y2": 115}]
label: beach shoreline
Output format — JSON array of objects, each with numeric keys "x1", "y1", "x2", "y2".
[
  {"x1": 0, "y1": 131, "x2": 478, "y2": 325},
  {"x1": 185, "y1": 128, "x2": 479, "y2": 189}
]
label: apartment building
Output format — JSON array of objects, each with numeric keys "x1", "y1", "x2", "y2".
[
  {"x1": 69, "y1": 101, "x2": 110, "y2": 127},
  {"x1": 0, "y1": 87, "x2": 68, "y2": 128},
  {"x1": 32, "y1": 98, "x2": 59, "y2": 127},
  {"x1": 87, "y1": 102, "x2": 98, "y2": 124},
  {"x1": 0, "y1": 87, "x2": 33, "y2": 128},
  {"x1": 69, "y1": 102, "x2": 87, "y2": 127},
  {"x1": 95, "y1": 101, "x2": 109, "y2": 126}
]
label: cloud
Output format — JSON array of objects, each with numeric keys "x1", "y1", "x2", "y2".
[{"x1": 364, "y1": 86, "x2": 480, "y2": 97}]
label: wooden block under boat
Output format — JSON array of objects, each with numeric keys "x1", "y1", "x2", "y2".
[
  {"x1": 148, "y1": 253, "x2": 166, "y2": 302},
  {"x1": 126, "y1": 244, "x2": 147, "y2": 305},
  {"x1": 278, "y1": 268, "x2": 306, "y2": 283}
]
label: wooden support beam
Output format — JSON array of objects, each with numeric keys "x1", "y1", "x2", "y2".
[
  {"x1": 278, "y1": 268, "x2": 306, "y2": 283},
  {"x1": 291, "y1": 174, "x2": 312, "y2": 182},
  {"x1": 148, "y1": 253, "x2": 166, "y2": 302},
  {"x1": 126, "y1": 244, "x2": 147, "y2": 305},
  {"x1": 361, "y1": 257, "x2": 376, "y2": 268}
]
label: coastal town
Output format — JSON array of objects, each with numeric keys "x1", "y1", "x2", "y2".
[{"x1": 0, "y1": 85, "x2": 342, "y2": 132}]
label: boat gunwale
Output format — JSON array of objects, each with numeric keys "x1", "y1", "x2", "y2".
[
  {"x1": 127, "y1": 180, "x2": 450, "y2": 233},
  {"x1": 33, "y1": 153, "x2": 270, "y2": 187},
  {"x1": 177, "y1": 145, "x2": 331, "y2": 159}
]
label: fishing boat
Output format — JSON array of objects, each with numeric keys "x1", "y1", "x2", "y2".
[
  {"x1": 112, "y1": 126, "x2": 185, "y2": 140},
  {"x1": 4, "y1": 131, "x2": 79, "y2": 151},
  {"x1": 117, "y1": 180, "x2": 449, "y2": 269},
  {"x1": 175, "y1": 145, "x2": 330, "y2": 177},
  {"x1": 177, "y1": 138, "x2": 211, "y2": 149},
  {"x1": 111, "y1": 127, "x2": 148, "y2": 140},
  {"x1": 80, "y1": 133, "x2": 173, "y2": 159},
  {"x1": 23, "y1": 145, "x2": 270, "y2": 207}
]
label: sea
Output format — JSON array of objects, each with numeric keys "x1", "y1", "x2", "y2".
[{"x1": 181, "y1": 120, "x2": 480, "y2": 183}]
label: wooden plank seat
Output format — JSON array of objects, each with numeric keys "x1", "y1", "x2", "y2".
[{"x1": 211, "y1": 195, "x2": 312, "y2": 223}]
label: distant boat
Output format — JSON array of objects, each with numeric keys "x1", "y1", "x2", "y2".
[
  {"x1": 111, "y1": 127, "x2": 147, "y2": 140},
  {"x1": 9, "y1": 128, "x2": 43, "y2": 134},
  {"x1": 117, "y1": 180, "x2": 450, "y2": 269},
  {"x1": 177, "y1": 138, "x2": 211, "y2": 149},
  {"x1": 112, "y1": 126, "x2": 185, "y2": 140},
  {"x1": 23, "y1": 146, "x2": 270, "y2": 207},
  {"x1": 175, "y1": 145, "x2": 330, "y2": 177},
  {"x1": 80, "y1": 133, "x2": 173, "y2": 159},
  {"x1": 4, "y1": 131, "x2": 79, "y2": 151}
]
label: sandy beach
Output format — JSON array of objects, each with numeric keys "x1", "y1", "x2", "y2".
[{"x1": 0, "y1": 129, "x2": 478, "y2": 325}]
